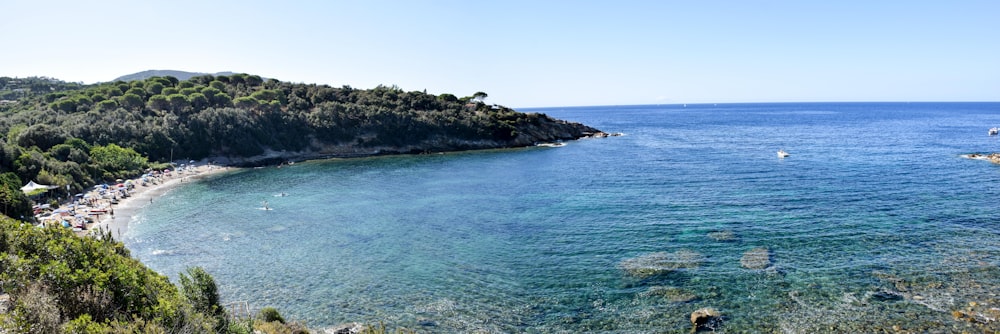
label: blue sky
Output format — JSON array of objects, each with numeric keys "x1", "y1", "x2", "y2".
[{"x1": 2, "y1": 1, "x2": 998, "y2": 107}]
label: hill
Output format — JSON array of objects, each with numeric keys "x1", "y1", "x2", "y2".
[
  {"x1": 0, "y1": 73, "x2": 604, "y2": 218},
  {"x1": 113, "y1": 70, "x2": 236, "y2": 82}
]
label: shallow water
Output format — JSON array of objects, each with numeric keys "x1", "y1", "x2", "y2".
[{"x1": 123, "y1": 102, "x2": 1000, "y2": 332}]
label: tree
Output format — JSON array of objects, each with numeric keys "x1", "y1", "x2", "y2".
[
  {"x1": 146, "y1": 82, "x2": 164, "y2": 95},
  {"x1": 147, "y1": 94, "x2": 169, "y2": 111},
  {"x1": 167, "y1": 93, "x2": 190, "y2": 112},
  {"x1": 96, "y1": 99, "x2": 119, "y2": 112},
  {"x1": 473, "y1": 91, "x2": 488, "y2": 102},
  {"x1": 125, "y1": 87, "x2": 147, "y2": 98},
  {"x1": 51, "y1": 99, "x2": 76, "y2": 112},
  {"x1": 0, "y1": 172, "x2": 32, "y2": 219},
  {"x1": 119, "y1": 93, "x2": 145, "y2": 111},
  {"x1": 89, "y1": 144, "x2": 147, "y2": 180},
  {"x1": 16, "y1": 124, "x2": 68, "y2": 151},
  {"x1": 188, "y1": 92, "x2": 209, "y2": 111},
  {"x1": 438, "y1": 93, "x2": 459, "y2": 103},
  {"x1": 212, "y1": 92, "x2": 233, "y2": 108},
  {"x1": 233, "y1": 96, "x2": 259, "y2": 110},
  {"x1": 179, "y1": 266, "x2": 227, "y2": 330}
]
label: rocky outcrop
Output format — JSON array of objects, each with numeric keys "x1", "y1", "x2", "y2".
[
  {"x1": 211, "y1": 115, "x2": 608, "y2": 167},
  {"x1": 324, "y1": 322, "x2": 363, "y2": 334},
  {"x1": 690, "y1": 307, "x2": 722, "y2": 332},
  {"x1": 964, "y1": 153, "x2": 1000, "y2": 164}
]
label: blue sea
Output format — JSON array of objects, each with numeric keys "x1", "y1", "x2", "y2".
[{"x1": 122, "y1": 102, "x2": 1000, "y2": 333}]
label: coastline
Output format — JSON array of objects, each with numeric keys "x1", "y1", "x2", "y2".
[{"x1": 84, "y1": 164, "x2": 233, "y2": 239}]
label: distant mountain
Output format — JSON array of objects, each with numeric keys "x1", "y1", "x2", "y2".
[{"x1": 113, "y1": 70, "x2": 236, "y2": 82}]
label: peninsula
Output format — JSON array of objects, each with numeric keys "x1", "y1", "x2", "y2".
[{"x1": 0, "y1": 74, "x2": 606, "y2": 219}]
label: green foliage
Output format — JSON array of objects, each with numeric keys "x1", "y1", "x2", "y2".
[
  {"x1": 95, "y1": 99, "x2": 118, "y2": 112},
  {"x1": 89, "y1": 144, "x2": 147, "y2": 180},
  {"x1": 258, "y1": 307, "x2": 285, "y2": 324},
  {"x1": 0, "y1": 217, "x2": 221, "y2": 333},
  {"x1": 119, "y1": 93, "x2": 145, "y2": 111},
  {"x1": 146, "y1": 82, "x2": 164, "y2": 95},
  {"x1": 179, "y1": 266, "x2": 228, "y2": 332},
  {"x1": 15, "y1": 124, "x2": 68, "y2": 151},
  {"x1": 0, "y1": 73, "x2": 597, "y2": 214},
  {"x1": 179, "y1": 267, "x2": 223, "y2": 317},
  {"x1": 0, "y1": 172, "x2": 31, "y2": 218},
  {"x1": 147, "y1": 94, "x2": 168, "y2": 111}
]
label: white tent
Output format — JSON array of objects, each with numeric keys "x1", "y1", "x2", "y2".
[{"x1": 20, "y1": 181, "x2": 57, "y2": 194}]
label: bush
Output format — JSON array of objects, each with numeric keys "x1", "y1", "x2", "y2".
[
  {"x1": 254, "y1": 320, "x2": 310, "y2": 334},
  {"x1": 259, "y1": 307, "x2": 285, "y2": 324}
]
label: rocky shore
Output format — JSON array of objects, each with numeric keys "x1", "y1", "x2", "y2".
[
  {"x1": 963, "y1": 153, "x2": 1000, "y2": 164},
  {"x1": 214, "y1": 120, "x2": 614, "y2": 167}
]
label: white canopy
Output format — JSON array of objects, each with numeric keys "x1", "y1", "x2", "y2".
[{"x1": 21, "y1": 181, "x2": 57, "y2": 194}]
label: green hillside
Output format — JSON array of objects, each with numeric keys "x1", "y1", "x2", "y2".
[{"x1": 0, "y1": 73, "x2": 602, "y2": 219}]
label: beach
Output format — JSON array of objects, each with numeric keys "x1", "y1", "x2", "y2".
[{"x1": 78, "y1": 164, "x2": 232, "y2": 239}]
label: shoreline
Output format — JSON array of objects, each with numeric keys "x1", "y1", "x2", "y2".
[{"x1": 83, "y1": 164, "x2": 233, "y2": 239}]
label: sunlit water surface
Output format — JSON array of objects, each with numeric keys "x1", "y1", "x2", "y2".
[{"x1": 124, "y1": 103, "x2": 1000, "y2": 332}]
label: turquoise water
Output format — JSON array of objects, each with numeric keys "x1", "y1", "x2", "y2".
[{"x1": 123, "y1": 103, "x2": 1000, "y2": 332}]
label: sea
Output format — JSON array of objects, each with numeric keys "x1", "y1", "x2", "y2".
[{"x1": 121, "y1": 102, "x2": 1000, "y2": 333}]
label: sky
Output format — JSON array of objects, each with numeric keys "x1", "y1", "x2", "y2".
[{"x1": 2, "y1": 1, "x2": 998, "y2": 108}]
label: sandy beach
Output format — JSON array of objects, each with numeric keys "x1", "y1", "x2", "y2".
[{"x1": 80, "y1": 164, "x2": 232, "y2": 239}]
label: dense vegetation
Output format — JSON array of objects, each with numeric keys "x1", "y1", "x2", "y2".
[
  {"x1": 0, "y1": 73, "x2": 599, "y2": 219},
  {"x1": 0, "y1": 73, "x2": 599, "y2": 332},
  {"x1": 0, "y1": 217, "x2": 320, "y2": 333}
]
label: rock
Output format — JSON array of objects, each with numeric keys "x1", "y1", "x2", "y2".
[
  {"x1": 964, "y1": 152, "x2": 1000, "y2": 164},
  {"x1": 644, "y1": 286, "x2": 698, "y2": 303},
  {"x1": 620, "y1": 249, "x2": 705, "y2": 278},
  {"x1": 0, "y1": 293, "x2": 9, "y2": 314},
  {"x1": 707, "y1": 230, "x2": 737, "y2": 241},
  {"x1": 325, "y1": 322, "x2": 363, "y2": 334},
  {"x1": 869, "y1": 289, "x2": 903, "y2": 302},
  {"x1": 690, "y1": 307, "x2": 722, "y2": 331},
  {"x1": 740, "y1": 247, "x2": 771, "y2": 270}
]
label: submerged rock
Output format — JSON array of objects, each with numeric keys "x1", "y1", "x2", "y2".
[
  {"x1": 690, "y1": 307, "x2": 722, "y2": 331},
  {"x1": 707, "y1": 230, "x2": 737, "y2": 241},
  {"x1": 740, "y1": 247, "x2": 772, "y2": 270},
  {"x1": 644, "y1": 286, "x2": 699, "y2": 303},
  {"x1": 620, "y1": 249, "x2": 705, "y2": 278}
]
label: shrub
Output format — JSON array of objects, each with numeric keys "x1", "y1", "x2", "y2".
[{"x1": 259, "y1": 307, "x2": 285, "y2": 324}]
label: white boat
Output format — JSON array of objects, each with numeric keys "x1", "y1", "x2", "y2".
[
  {"x1": 989, "y1": 127, "x2": 998, "y2": 136},
  {"x1": 536, "y1": 142, "x2": 566, "y2": 148},
  {"x1": 777, "y1": 149, "x2": 789, "y2": 158}
]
